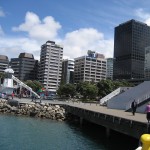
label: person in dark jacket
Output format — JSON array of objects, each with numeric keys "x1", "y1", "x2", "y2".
[{"x1": 131, "y1": 100, "x2": 137, "y2": 115}]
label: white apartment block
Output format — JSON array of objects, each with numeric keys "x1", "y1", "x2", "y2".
[
  {"x1": 38, "y1": 41, "x2": 63, "y2": 93},
  {"x1": 74, "y1": 51, "x2": 106, "y2": 83}
]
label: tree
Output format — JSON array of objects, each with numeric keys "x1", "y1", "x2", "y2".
[
  {"x1": 76, "y1": 81, "x2": 89, "y2": 96},
  {"x1": 57, "y1": 83, "x2": 76, "y2": 98},
  {"x1": 84, "y1": 84, "x2": 98, "y2": 99},
  {"x1": 25, "y1": 80, "x2": 43, "y2": 92},
  {"x1": 33, "y1": 80, "x2": 43, "y2": 91},
  {"x1": 97, "y1": 79, "x2": 133, "y2": 98},
  {"x1": 76, "y1": 82, "x2": 98, "y2": 99},
  {"x1": 97, "y1": 80, "x2": 114, "y2": 97}
]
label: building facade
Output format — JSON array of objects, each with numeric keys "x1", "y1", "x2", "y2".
[
  {"x1": 10, "y1": 53, "x2": 38, "y2": 81},
  {"x1": 38, "y1": 41, "x2": 63, "y2": 93},
  {"x1": 113, "y1": 19, "x2": 150, "y2": 81},
  {"x1": 74, "y1": 50, "x2": 106, "y2": 83},
  {"x1": 0, "y1": 55, "x2": 9, "y2": 73},
  {"x1": 62, "y1": 59, "x2": 74, "y2": 84},
  {"x1": 106, "y1": 58, "x2": 113, "y2": 80},
  {"x1": 145, "y1": 46, "x2": 150, "y2": 80}
]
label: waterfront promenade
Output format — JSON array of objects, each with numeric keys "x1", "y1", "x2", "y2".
[
  {"x1": 15, "y1": 97, "x2": 147, "y2": 123},
  {"x1": 9, "y1": 97, "x2": 148, "y2": 139}
]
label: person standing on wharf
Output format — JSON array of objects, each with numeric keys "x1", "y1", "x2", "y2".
[{"x1": 131, "y1": 100, "x2": 137, "y2": 115}]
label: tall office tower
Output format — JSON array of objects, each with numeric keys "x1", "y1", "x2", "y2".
[
  {"x1": 0, "y1": 55, "x2": 9, "y2": 73},
  {"x1": 10, "y1": 53, "x2": 38, "y2": 81},
  {"x1": 74, "y1": 50, "x2": 106, "y2": 83},
  {"x1": 106, "y1": 58, "x2": 113, "y2": 80},
  {"x1": 62, "y1": 59, "x2": 74, "y2": 84},
  {"x1": 38, "y1": 41, "x2": 63, "y2": 93},
  {"x1": 113, "y1": 19, "x2": 150, "y2": 81},
  {"x1": 145, "y1": 46, "x2": 150, "y2": 80}
]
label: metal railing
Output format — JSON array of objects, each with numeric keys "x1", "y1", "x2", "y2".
[
  {"x1": 100, "y1": 87, "x2": 130, "y2": 105},
  {"x1": 125, "y1": 92, "x2": 150, "y2": 111},
  {"x1": 12, "y1": 75, "x2": 40, "y2": 98}
]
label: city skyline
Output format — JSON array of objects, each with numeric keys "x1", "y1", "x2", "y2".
[{"x1": 1, "y1": 0, "x2": 150, "y2": 60}]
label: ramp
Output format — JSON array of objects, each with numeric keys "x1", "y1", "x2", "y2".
[
  {"x1": 99, "y1": 87, "x2": 132, "y2": 105},
  {"x1": 107, "y1": 81, "x2": 150, "y2": 110}
]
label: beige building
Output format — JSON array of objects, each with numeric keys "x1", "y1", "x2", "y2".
[{"x1": 74, "y1": 50, "x2": 106, "y2": 83}]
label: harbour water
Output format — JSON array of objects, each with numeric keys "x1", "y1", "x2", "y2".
[{"x1": 0, "y1": 114, "x2": 138, "y2": 150}]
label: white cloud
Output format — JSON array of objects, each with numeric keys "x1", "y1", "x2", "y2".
[
  {"x1": 0, "y1": 7, "x2": 5, "y2": 17},
  {"x1": 0, "y1": 37, "x2": 40, "y2": 60},
  {"x1": 0, "y1": 12, "x2": 114, "y2": 61},
  {"x1": 62, "y1": 28, "x2": 113, "y2": 59},
  {"x1": 135, "y1": 8, "x2": 150, "y2": 25},
  {"x1": 12, "y1": 11, "x2": 61, "y2": 41}
]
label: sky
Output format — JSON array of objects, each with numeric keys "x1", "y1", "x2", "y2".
[{"x1": 1, "y1": 0, "x2": 150, "y2": 60}]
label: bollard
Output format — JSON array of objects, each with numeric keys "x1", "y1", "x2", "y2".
[{"x1": 140, "y1": 134, "x2": 150, "y2": 150}]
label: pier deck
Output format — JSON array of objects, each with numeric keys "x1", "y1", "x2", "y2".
[
  {"x1": 13, "y1": 97, "x2": 148, "y2": 139},
  {"x1": 15, "y1": 97, "x2": 147, "y2": 123}
]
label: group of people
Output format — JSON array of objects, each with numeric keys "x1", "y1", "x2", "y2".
[{"x1": 131, "y1": 100, "x2": 150, "y2": 123}]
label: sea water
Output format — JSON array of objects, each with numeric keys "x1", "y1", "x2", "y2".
[{"x1": 0, "y1": 114, "x2": 138, "y2": 150}]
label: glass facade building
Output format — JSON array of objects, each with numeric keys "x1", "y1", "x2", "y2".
[
  {"x1": 106, "y1": 58, "x2": 113, "y2": 80},
  {"x1": 145, "y1": 46, "x2": 150, "y2": 80},
  {"x1": 113, "y1": 19, "x2": 150, "y2": 80},
  {"x1": 61, "y1": 59, "x2": 74, "y2": 84}
]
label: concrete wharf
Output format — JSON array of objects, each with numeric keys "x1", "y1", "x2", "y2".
[{"x1": 15, "y1": 98, "x2": 149, "y2": 139}]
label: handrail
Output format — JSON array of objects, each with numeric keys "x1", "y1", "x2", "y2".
[
  {"x1": 12, "y1": 75, "x2": 40, "y2": 98},
  {"x1": 125, "y1": 92, "x2": 150, "y2": 111},
  {"x1": 100, "y1": 87, "x2": 130, "y2": 105},
  {"x1": 100, "y1": 88, "x2": 121, "y2": 105}
]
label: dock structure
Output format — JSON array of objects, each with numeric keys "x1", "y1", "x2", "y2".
[
  {"x1": 15, "y1": 98, "x2": 149, "y2": 139},
  {"x1": 65, "y1": 103, "x2": 148, "y2": 139}
]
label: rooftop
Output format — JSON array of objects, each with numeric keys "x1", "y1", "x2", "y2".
[
  {"x1": 0, "y1": 55, "x2": 8, "y2": 61},
  {"x1": 19, "y1": 53, "x2": 34, "y2": 59}
]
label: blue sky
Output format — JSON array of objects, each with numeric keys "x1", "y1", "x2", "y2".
[{"x1": 0, "y1": 0, "x2": 150, "y2": 60}]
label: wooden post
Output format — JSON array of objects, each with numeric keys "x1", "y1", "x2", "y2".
[
  {"x1": 80, "y1": 117, "x2": 83, "y2": 126},
  {"x1": 106, "y1": 127, "x2": 110, "y2": 138}
]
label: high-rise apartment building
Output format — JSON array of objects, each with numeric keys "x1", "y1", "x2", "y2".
[
  {"x1": 10, "y1": 53, "x2": 38, "y2": 81},
  {"x1": 113, "y1": 19, "x2": 150, "y2": 81},
  {"x1": 74, "y1": 50, "x2": 106, "y2": 83},
  {"x1": 62, "y1": 59, "x2": 74, "y2": 84},
  {"x1": 106, "y1": 58, "x2": 113, "y2": 80},
  {"x1": 145, "y1": 46, "x2": 150, "y2": 80},
  {"x1": 0, "y1": 55, "x2": 9, "y2": 73},
  {"x1": 38, "y1": 41, "x2": 63, "y2": 93}
]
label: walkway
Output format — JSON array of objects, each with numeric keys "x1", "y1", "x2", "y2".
[{"x1": 14, "y1": 97, "x2": 148, "y2": 124}]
